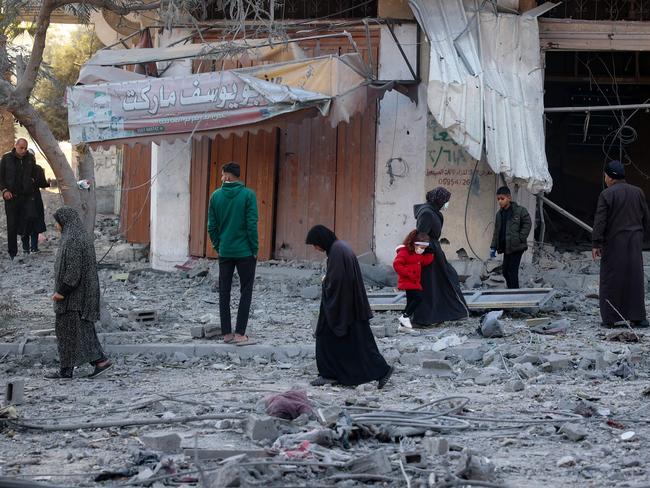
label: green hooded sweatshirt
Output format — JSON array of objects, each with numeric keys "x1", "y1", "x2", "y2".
[{"x1": 207, "y1": 181, "x2": 259, "y2": 258}]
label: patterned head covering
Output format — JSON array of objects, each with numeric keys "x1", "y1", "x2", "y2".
[
  {"x1": 426, "y1": 187, "x2": 451, "y2": 209},
  {"x1": 54, "y1": 206, "x2": 86, "y2": 239}
]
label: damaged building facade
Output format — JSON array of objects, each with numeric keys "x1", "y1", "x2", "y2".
[{"x1": 78, "y1": 0, "x2": 650, "y2": 271}]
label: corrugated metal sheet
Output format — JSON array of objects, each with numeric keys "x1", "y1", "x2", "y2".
[{"x1": 409, "y1": 0, "x2": 553, "y2": 193}]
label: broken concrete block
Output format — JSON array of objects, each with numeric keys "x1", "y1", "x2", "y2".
[
  {"x1": 245, "y1": 416, "x2": 279, "y2": 443},
  {"x1": 316, "y1": 406, "x2": 342, "y2": 426},
  {"x1": 141, "y1": 432, "x2": 182, "y2": 453},
  {"x1": 448, "y1": 344, "x2": 487, "y2": 363},
  {"x1": 422, "y1": 359, "x2": 455, "y2": 377},
  {"x1": 504, "y1": 379, "x2": 525, "y2": 392},
  {"x1": 557, "y1": 455, "x2": 576, "y2": 467},
  {"x1": 542, "y1": 353, "x2": 571, "y2": 371},
  {"x1": 560, "y1": 423, "x2": 587, "y2": 442},
  {"x1": 190, "y1": 326, "x2": 205, "y2": 339},
  {"x1": 384, "y1": 321, "x2": 399, "y2": 337},
  {"x1": 401, "y1": 450, "x2": 427, "y2": 467},
  {"x1": 423, "y1": 437, "x2": 449, "y2": 456},
  {"x1": 173, "y1": 351, "x2": 189, "y2": 362},
  {"x1": 188, "y1": 260, "x2": 210, "y2": 279},
  {"x1": 204, "y1": 325, "x2": 221, "y2": 338},
  {"x1": 370, "y1": 325, "x2": 386, "y2": 338},
  {"x1": 526, "y1": 317, "x2": 551, "y2": 327},
  {"x1": 112, "y1": 273, "x2": 129, "y2": 282},
  {"x1": 347, "y1": 449, "x2": 392, "y2": 475},
  {"x1": 512, "y1": 353, "x2": 542, "y2": 365},
  {"x1": 514, "y1": 362, "x2": 539, "y2": 379},
  {"x1": 300, "y1": 286, "x2": 321, "y2": 300},
  {"x1": 198, "y1": 313, "x2": 217, "y2": 324}
]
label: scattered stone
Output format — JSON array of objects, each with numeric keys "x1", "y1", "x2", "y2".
[
  {"x1": 512, "y1": 353, "x2": 542, "y2": 365},
  {"x1": 141, "y1": 432, "x2": 182, "y2": 453},
  {"x1": 526, "y1": 317, "x2": 551, "y2": 327},
  {"x1": 620, "y1": 431, "x2": 636, "y2": 441},
  {"x1": 479, "y1": 310, "x2": 505, "y2": 338},
  {"x1": 316, "y1": 406, "x2": 342, "y2": 426},
  {"x1": 505, "y1": 379, "x2": 525, "y2": 392},
  {"x1": 514, "y1": 362, "x2": 539, "y2": 379},
  {"x1": 611, "y1": 361, "x2": 636, "y2": 379},
  {"x1": 188, "y1": 260, "x2": 210, "y2": 279},
  {"x1": 204, "y1": 325, "x2": 221, "y2": 338},
  {"x1": 431, "y1": 334, "x2": 465, "y2": 352},
  {"x1": 607, "y1": 330, "x2": 642, "y2": 343},
  {"x1": 557, "y1": 456, "x2": 576, "y2": 467},
  {"x1": 300, "y1": 286, "x2": 321, "y2": 300},
  {"x1": 560, "y1": 423, "x2": 587, "y2": 442},
  {"x1": 448, "y1": 344, "x2": 488, "y2": 363},
  {"x1": 173, "y1": 352, "x2": 189, "y2": 362},
  {"x1": 198, "y1": 313, "x2": 217, "y2": 324},
  {"x1": 347, "y1": 449, "x2": 392, "y2": 475},
  {"x1": 422, "y1": 359, "x2": 455, "y2": 377},
  {"x1": 423, "y1": 437, "x2": 449, "y2": 456},
  {"x1": 542, "y1": 353, "x2": 571, "y2": 371}
]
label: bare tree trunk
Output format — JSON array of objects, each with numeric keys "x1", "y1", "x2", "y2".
[
  {"x1": 0, "y1": 109, "x2": 14, "y2": 154},
  {"x1": 76, "y1": 144, "x2": 97, "y2": 235},
  {"x1": 12, "y1": 102, "x2": 82, "y2": 210}
]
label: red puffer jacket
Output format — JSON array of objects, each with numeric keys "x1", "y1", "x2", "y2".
[{"x1": 392, "y1": 245, "x2": 434, "y2": 291}]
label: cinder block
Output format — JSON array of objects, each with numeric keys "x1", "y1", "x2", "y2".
[
  {"x1": 204, "y1": 325, "x2": 222, "y2": 338},
  {"x1": 5, "y1": 380, "x2": 24, "y2": 405},
  {"x1": 141, "y1": 432, "x2": 182, "y2": 452},
  {"x1": 190, "y1": 326, "x2": 205, "y2": 339},
  {"x1": 245, "y1": 415, "x2": 279, "y2": 442},
  {"x1": 128, "y1": 309, "x2": 158, "y2": 324}
]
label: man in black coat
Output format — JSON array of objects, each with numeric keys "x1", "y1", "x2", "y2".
[
  {"x1": 0, "y1": 138, "x2": 37, "y2": 259},
  {"x1": 592, "y1": 160, "x2": 650, "y2": 328}
]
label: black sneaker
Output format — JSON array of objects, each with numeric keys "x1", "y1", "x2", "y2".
[
  {"x1": 310, "y1": 376, "x2": 336, "y2": 387},
  {"x1": 45, "y1": 369, "x2": 73, "y2": 379},
  {"x1": 88, "y1": 361, "x2": 113, "y2": 378},
  {"x1": 377, "y1": 366, "x2": 394, "y2": 389}
]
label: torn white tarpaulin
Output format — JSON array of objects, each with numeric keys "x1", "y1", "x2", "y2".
[{"x1": 409, "y1": 0, "x2": 554, "y2": 193}]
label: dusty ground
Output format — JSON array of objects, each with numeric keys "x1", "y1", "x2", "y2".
[{"x1": 1, "y1": 192, "x2": 650, "y2": 488}]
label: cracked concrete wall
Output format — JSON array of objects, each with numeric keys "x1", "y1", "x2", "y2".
[
  {"x1": 374, "y1": 23, "x2": 427, "y2": 265},
  {"x1": 150, "y1": 29, "x2": 193, "y2": 271}
]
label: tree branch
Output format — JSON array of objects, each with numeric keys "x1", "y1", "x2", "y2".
[
  {"x1": 12, "y1": 0, "x2": 56, "y2": 101},
  {"x1": 53, "y1": 0, "x2": 162, "y2": 14},
  {"x1": 14, "y1": 0, "x2": 162, "y2": 101}
]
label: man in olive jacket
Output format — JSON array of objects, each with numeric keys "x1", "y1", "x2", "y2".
[
  {"x1": 490, "y1": 186, "x2": 532, "y2": 289},
  {"x1": 207, "y1": 161, "x2": 259, "y2": 345}
]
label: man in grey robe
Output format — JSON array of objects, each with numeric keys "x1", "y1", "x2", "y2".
[{"x1": 592, "y1": 160, "x2": 650, "y2": 328}]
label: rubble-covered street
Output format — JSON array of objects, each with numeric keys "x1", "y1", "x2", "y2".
[{"x1": 1, "y1": 196, "x2": 650, "y2": 488}]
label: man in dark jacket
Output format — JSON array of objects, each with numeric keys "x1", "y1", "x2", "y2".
[
  {"x1": 207, "y1": 161, "x2": 259, "y2": 345},
  {"x1": 592, "y1": 160, "x2": 650, "y2": 328},
  {"x1": 0, "y1": 138, "x2": 37, "y2": 259},
  {"x1": 490, "y1": 186, "x2": 532, "y2": 289}
]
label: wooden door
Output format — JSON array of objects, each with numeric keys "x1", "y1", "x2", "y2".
[
  {"x1": 120, "y1": 143, "x2": 151, "y2": 244},
  {"x1": 274, "y1": 31, "x2": 379, "y2": 259}
]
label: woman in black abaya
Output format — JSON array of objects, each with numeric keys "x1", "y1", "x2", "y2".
[
  {"x1": 305, "y1": 225, "x2": 393, "y2": 389},
  {"x1": 413, "y1": 187, "x2": 469, "y2": 325}
]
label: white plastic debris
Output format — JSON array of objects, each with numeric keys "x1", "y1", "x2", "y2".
[
  {"x1": 621, "y1": 431, "x2": 636, "y2": 441},
  {"x1": 431, "y1": 334, "x2": 465, "y2": 352}
]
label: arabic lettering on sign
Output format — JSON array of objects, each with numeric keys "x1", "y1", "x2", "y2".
[{"x1": 121, "y1": 77, "x2": 262, "y2": 115}]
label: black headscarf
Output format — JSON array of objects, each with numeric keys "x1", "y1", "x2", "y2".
[
  {"x1": 306, "y1": 225, "x2": 338, "y2": 254},
  {"x1": 426, "y1": 187, "x2": 451, "y2": 210},
  {"x1": 605, "y1": 160, "x2": 625, "y2": 180}
]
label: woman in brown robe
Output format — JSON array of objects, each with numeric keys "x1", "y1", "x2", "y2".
[{"x1": 592, "y1": 160, "x2": 650, "y2": 327}]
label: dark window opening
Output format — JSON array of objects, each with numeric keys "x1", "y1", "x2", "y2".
[{"x1": 196, "y1": 0, "x2": 378, "y2": 21}]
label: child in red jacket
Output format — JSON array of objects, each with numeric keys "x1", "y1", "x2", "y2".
[{"x1": 392, "y1": 230, "x2": 434, "y2": 328}]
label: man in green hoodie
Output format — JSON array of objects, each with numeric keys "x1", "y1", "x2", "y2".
[{"x1": 208, "y1": 162, "x2": 259, "y2": 345}]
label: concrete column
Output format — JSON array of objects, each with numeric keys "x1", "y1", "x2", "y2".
[
  {"x1": 150, "y1": 30, "x2": 192, "y2": 271},
  {"x1": 374, "y1": 23, "x2": 427, "y2": 266}
]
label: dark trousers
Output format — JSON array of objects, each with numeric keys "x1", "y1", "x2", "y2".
[
  {"x1": 219, "y1": 256, "x2": 257, "y2": 335},
  {"x1": 4, "y1": 197, "x2": 29, "y2": 257},
  {"x1": 502, "y1": 250, "x2": 524, "y2": 289},
  {"x1": 403, "y1": 290, "x2": 424, "y2": 317},
  {"x1": 20, "y1": 233, "x2": 37, "y2": 252}
]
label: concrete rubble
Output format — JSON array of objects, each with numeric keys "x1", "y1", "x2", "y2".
[{"x1": 2, "y1": 197, "x2": 650, "y2": 487}]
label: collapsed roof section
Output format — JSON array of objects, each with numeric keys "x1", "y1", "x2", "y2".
[
  {"x1": 67, "y1": 50, "x2": 392, "y2": 148},
  {"x1": 409, "y1": 0, "x2": 555, "y2": 193}
]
